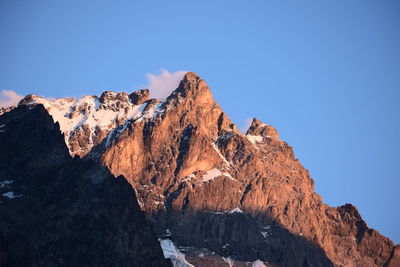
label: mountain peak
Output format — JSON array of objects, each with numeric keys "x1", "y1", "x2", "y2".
[
  {"x1": 17, "y1": 90, "x2": 157, "y2": 157},
  {"x1": 18, "y1": 94, "x2": 41, "y2": 106},
  {"x1": 129, "y1": 89, "x2": 149, "y2": 105},
  {"x1": 3, "y1": 73, "x2": 397, "y2": 267},
  {"x1": 184, "y1": 71, "x2": 200, "y2": 80},
  {"x1": 169, "y1": 72, "x2": 211, "y2": 102},
  {"x1": 246, "y1": 117, "x2": 279, "y2": 139}
]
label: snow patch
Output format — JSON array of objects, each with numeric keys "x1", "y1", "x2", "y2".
[
  {"x1": 21, "y1": 94, "x2": 161, "y2": 155},
  {"x1": 261, "y1": 231, "x2": 268, "y2": 238},
  {"x1": 209, "y1": 207, "x2": 245, "y2": 215},
  {"x1": 135, "y1": 102, "x2": 164, "y2": 123},
  {"x1": 112, "y1": 102, "x2": 147, "y2": 140},
  {"x1": 0, "y1": 180, "x2": 13, "y2": 188},
  {"x1": 222, "y1": 257, "x2": 234, "y2": 267},
  {"x1": 211, "y1": 142, "x2": 230, "y2": 166},
  {"x1": 228, "y1": 207, "x2": 243, "y2": 214},
  {"x1": 252, "y1": 259, "x2": 268, "y2": 267},
  {"x1": 202, "y1": 168, "x2": 234, "y2": 182},
  {"x1": 246, "y1": 135, "x2": 263, "y2": 145},
  {"x1": 159, "y1": 239, "x2": 194, "y2": 267},
  {"x1": 261, "y1": 225, "x2": 271, "y2": 238},
  {"x1": 2, "y1": 191, "x2": 22, "y2": 199},
  {"x1": 165, "y1": 229, "x2": 172, "y2": 236}
]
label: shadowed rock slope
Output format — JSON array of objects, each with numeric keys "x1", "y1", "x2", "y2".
[{"x1": 0, "y1": 105, "x2": 171, "y2": 267}]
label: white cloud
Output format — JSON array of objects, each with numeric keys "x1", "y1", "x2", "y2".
[
  {"x1": 146, "y1": 69, "x2": 187, "y2": 100},
  {"x1": 0, "y1": 90, "x2": 23, "y2": 108},
  {"x1": 240, "y1": 117, "x2": 253, "y2": 133}
]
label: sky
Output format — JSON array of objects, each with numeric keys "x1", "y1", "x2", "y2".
[{"x1": 0, "y1": 0, "x2": 399, "y2": 243}]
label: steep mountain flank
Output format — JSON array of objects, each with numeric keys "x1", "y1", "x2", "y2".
[
  {"x1": 14, "y1": 72, "x2": 399, "y2": 266},
  {"x1": 0, "y1": 105, "x2": 170, "y2": 267},
  {"x1": 99, "y1": 73, "x2": 398, "y2": 266}
]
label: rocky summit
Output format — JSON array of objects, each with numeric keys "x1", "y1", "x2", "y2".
[{"x1": 1, "y1": 72, "x2": 399, "y2": 267}]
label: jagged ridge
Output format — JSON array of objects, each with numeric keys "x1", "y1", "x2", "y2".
[{"x1": 11, "y1": 72, "x2": 400, "y2": 266}]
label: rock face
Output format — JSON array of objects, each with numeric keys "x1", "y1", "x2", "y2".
[
  {"x1": 0, "y1": 105, "x2": 171, "y2": 267},
  {"x1": 14, "y1": 72, "x2": 398, "y2": 266},
  {"x1": 129, "y1": 89, "x2": 150, "y2": 105},
  {"x1": 18, "y1": 90, "x2": 154, "y2": 158},
  {"x1": 0, "y1": 106, "x2": 15, "y2": 116},
  {"x1": 246, "y1": 118, "x2": 279, "y2": 139}
]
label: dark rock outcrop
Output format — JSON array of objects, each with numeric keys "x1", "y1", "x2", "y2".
[
  {"x1": 129, "y1": 89, "x2": 150, "y2": 105},
  {"x1": 0, "y1": 105, "x2": 170, "y2": 267}
]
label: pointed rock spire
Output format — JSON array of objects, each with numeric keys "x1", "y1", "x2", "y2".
[
  {"x1": 129, "y1": 89, "x2": 150, "y2": 105},
  {"x1": 246, "y1": 118, "x2": 279, "y2": 139},
  {"x1": 167, "y1": 72, "x2": 214, "y2": 105}
]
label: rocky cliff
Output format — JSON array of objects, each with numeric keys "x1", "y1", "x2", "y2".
[
  {"x1": 11, "y1": 72, "x2": 399, "y2": 266},
  {"x1": 0, "y1": 105, "x2": 171, "y2": 267}
]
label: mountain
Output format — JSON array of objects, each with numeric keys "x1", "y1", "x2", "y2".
[
  {"x1": 18, "y1": 89, "x2": 152, "y2": 158},
  {"x1": 2, "y1": 72, "x2": 399, "y2": 266},
  {"x1": 0, "y1": 105, "x2": 171, "y2": 266}
]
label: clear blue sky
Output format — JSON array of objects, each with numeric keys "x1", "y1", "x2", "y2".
[{"x1": 1, "y1": 1, "x2": 399, "y2": 243}]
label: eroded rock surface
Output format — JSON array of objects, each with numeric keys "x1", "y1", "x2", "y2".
[
  {"x1": 99, "y1": 73, "x2": 397, "y2": 266},
  {"x1": 18, "y1": 89, "x2": 155, "y2": 157}
]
